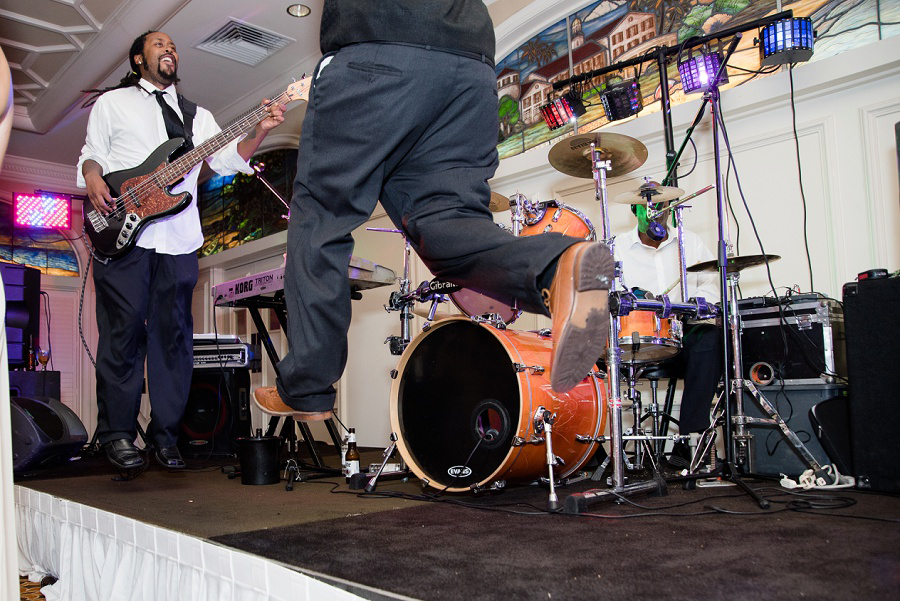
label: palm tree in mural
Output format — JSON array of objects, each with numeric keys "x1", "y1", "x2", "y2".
[
  {"x1": 519, "y1": 37, "x2": 557, "y2": 67},
  {"x1": 630, "y1": 0, "x2": 692, "y2": 34}
]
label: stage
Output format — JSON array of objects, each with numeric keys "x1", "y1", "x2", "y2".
[{"x1": 14, "y1": 446, "x2": 900, "y2": 601}]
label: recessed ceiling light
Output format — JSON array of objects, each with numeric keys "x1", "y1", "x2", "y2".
[{"x1": 287, "y1": 4, "x2": 311, "y2": 18}]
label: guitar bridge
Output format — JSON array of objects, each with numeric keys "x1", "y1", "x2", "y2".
[
  {"x1": 87, "y1": 210, "x2": 109, "y2": 232},
  {"x1": 116, "y1": 213, "x2": 141, "y2": 249}
]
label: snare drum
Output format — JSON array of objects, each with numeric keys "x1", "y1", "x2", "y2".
[
  {"x1": 391, "y1": 317, "x2": 607, "y2": 492},
  {"x1": 614, "y1": 310, "x2": 682, "y2": 364}
]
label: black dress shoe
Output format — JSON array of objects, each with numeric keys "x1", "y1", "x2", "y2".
[
  {"x1": 154, "y1": 445, "x2": 185, "y2": 469},
  {"x1": 103, "y1": 439, "x2": 145, "y2": 470}
]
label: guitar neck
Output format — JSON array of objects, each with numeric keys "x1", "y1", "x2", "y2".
[{"x1": 161, "y1": 91, "x2": 290, "y2": 183}]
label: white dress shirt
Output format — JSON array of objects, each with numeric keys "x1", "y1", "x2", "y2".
[
  {"x1": 77, "y1": 79, "x2": 253, "y2": 255},
  {"x1": 614, "y1": 226, "x2": 721, "y2": 304}
]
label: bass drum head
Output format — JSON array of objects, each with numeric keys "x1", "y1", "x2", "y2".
[{"x1": 391, "y1": 319, "x2": 520, "y2": 490}]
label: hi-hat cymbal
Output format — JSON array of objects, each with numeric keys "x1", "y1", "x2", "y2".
[
  {"x1": 613, "y1": 181, "x2": 684, "y2": 204},
  {"x1": 687, "y1": 254, "x2": 781, "y2": 274},
  {"x1": 548, "y1": 132, "x2": 648, "y2": 178},
  {"x1": 488, "y1": 192, "x2": 510, "y2": 213}
]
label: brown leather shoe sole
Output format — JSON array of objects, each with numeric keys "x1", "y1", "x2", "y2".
[
  {"x1": 253, "y1": 387, "x2": 334, "y2": 421},
  {"x1": 549, "y1": 242, "x2": 614, "y2": 393}
]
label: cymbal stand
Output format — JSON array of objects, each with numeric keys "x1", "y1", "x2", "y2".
[
  {"x1": 698, "y1": 36, "x2": 828, "y2": 504},
  {"x1": 354, "y1": 227, "x2": 417, "y2": 491},
  {"x1": 371, "y1": 228, "x2": 413, "y2": 356},
  {"x1": 564, "y1": 145, "x2": 667, "y2": 513}
]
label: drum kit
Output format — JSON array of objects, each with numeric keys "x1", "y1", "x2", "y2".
[{"x1": 363, "y1": 131, "x2": 787, "y2": 509}]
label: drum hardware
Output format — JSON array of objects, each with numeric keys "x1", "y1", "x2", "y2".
[
  {"x1": 362, "y1": 432, "x2": 407, "y2": 493},
  {"x1": 512, "y1": 363, "x2": 545, "y2": 374},
  {"x1": 644, "y1": 185, "x2": 715, "y2": 218},
  {"x1": 511, "y1": 435, "x2": 546, "y2": 447},
  {"x1": 533, "y1": 407, "x2": 562, "y2": 510}
]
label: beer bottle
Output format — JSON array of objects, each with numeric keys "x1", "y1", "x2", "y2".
[{"x1": 344, "y1": 428, "x2": 360, "y2": 482}]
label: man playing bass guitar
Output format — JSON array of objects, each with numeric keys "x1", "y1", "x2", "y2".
[{"x1": 77, "y1": 30, "x2": 285, "y2": 474}]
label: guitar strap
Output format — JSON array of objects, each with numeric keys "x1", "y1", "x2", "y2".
[{"x1": 176, "y1": 94, "x2": 197, "y2": 149}]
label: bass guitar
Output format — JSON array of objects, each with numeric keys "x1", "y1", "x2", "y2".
[{"x1": 83, "y1": 78, "x2": 309, "y2": 259}]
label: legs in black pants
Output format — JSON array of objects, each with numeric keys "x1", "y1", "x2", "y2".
[
  {"x1": 276, "y1": 43, "x2": 578, "y2": 411},
  {"x1": 672, "y1": 324, "x2": 724, "y2": 434},
  {"x1": 93, "y1": 248, "x2": 198, "y2": 448}
]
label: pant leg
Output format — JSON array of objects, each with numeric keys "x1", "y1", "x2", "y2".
[
  {"x1": 145, "y1": 252, "x2": 198, "y2": 447},
  {"x1": 277, "y1": 44, "x2": 581, "y2": 408},
  {"x1": 92, "y1": 249, "x2": 152, "y2": 445},
  {"x1": 376, "y1": 46, "x2": 577, "y2": 314},
  {"x1": 676, "y1": 324, "x2": 724, "y2": 434}
]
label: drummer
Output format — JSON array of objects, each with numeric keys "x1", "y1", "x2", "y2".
[{"x1": 615, "y1": 199, "x2": 723, "y2": 461}]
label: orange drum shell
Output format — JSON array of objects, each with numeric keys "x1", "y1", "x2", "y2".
[
  {"x1": 521, "y1": 203, "x2": 594, "y2": 240},
  {"x1": 390, "y1": 317, "x2": 608, "y2": 492},
  {"x1": 614, "y1": 310, "x2": 681, "y2": 363}
]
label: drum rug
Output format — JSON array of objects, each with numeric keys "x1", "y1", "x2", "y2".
[{"x1": 210, "y1": 480, "x2": 900, "y2": 601}]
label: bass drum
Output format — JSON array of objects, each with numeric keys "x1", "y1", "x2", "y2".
[{"x1": 390, "y1": 317, "x2": 607, "y2": 492}]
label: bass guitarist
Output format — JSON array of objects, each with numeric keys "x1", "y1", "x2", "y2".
[{"x1": 77, "y1": 31, "x2": 284, "y2": 474}]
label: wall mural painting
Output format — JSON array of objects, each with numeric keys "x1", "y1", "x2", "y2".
[
  {"x1": 495, "y1": 0, "x2": 900, "y2": 160},
  {"x1": 0, "y1": 202, "x2": 79, "y2": 276},
  {"x1": 198, "y1": 148, "x2": 296, "y2": 257}
]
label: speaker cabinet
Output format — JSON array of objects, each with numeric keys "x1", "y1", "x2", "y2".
[
  {"x1": 743, "y1": 385, "x2": 847, "y2": 478},
  {"x1": 178, "y1": 368, "x2": 252, "y2": 458},
  {"x1": 11, "y1": 396, "x2": 88, "y2": 473},
  {"x1": 9, "y1": 370, "x2": 61, "y2": 401},
  {"x1": 843, "y1": 277, "x2": 900, "y2": 493},
  {"x1": 0, "y1": 263, "x2": 41, "y2": 368}
]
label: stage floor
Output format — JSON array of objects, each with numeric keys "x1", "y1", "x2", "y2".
[{"x1": 15, "y1": 448, "x2": 900, "y2": 601}]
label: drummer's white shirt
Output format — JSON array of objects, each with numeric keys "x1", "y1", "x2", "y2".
[
  {"x1": 614, "y1": 226, "x2": 721, "y2": 304},
  {"x1": 77, "y1": 78, "x2": 254, "y2": 255}
]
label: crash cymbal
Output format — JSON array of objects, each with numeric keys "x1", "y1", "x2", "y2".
[
  {"x1": 687, "y1": 254, "x2": 781, "y2": 274},
  {"x1": 488, "y1": 191, "x2": 510, "y2": 212},
  {"x1": 548, "y1": 132, "x2": 648, "y2": 179},
  {"x1": 613, "y1": 181, "x2": 684, "y2": 204}
]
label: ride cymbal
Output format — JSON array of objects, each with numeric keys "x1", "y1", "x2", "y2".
[
  {"x1": 613, "y1": 181, "x2": 684, "y2": 204},
  {"x1": 687, "y1": 254, "x2": 781, "y2": 274},
  {"x1": 548, "y1": 132, "x2": 648, "y2": 179}
]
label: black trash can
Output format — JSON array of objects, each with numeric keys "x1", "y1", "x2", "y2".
[{"x1": 237, "y1": 430, "x2": 281, "y2": 485}]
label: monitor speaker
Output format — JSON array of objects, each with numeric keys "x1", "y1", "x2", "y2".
[
  {"x1": 178, "y1": 368, "x2": 252, "y2": 458},
  {"x1": 0, "y1": 263, "x2": 41, "y2": 368},
  {"x1": 11, "y1": 396, "x2": 88, "y2": 473},
  {"x1": 843, "y1": 276, "x2": 900, "y2": 493}
]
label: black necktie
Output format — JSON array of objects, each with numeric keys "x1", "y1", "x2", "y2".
[{"x1": 153, "y1": 90, "x2": 192, "y2": 150}]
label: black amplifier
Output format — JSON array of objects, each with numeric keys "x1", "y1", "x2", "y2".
[{"x1": 738, "y1": 296, "x2": 846, "y2": 386}]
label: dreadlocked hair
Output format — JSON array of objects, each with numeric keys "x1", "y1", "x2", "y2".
[{"x1": 81, "y1": 30, "x2": 165, "y2": 108}]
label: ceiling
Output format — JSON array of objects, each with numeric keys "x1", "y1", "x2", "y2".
[{"x1": 0, "y1": 0, "x2": 536, "y2": 175}]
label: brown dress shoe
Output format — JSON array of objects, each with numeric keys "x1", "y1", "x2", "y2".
[
  {"x1": 544, "y1": 241, "x2": 614, "y2": 393},
  {"x1": 253, "y1": 387, "x2": 334, "y2": 421}
]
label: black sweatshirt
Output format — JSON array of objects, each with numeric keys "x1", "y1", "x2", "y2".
[{"x1": 320, "y1": 0, "x2": 495, "y2": 62}]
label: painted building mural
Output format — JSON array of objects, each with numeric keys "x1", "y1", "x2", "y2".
[
  {"x1": 495, "y1": 0, "x2": 900, "y2": 159},
  {"x1": 193, "y1": 0, "x2": 899, "y2": 257}
]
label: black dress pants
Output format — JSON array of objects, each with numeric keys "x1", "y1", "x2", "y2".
[
  {"x1": 671, "y1": 323, "x2": 724, "y2": 434},
  {"x1": 93, "y1": 248, "x2": 198, "y2": 447},
  {"x1": 277, "y1": 43, "x2": 579, "y2": 411}
]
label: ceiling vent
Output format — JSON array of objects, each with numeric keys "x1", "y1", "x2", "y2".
[{"x1": 196, "y1": 19, "x2": 295, "y2": 66}]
